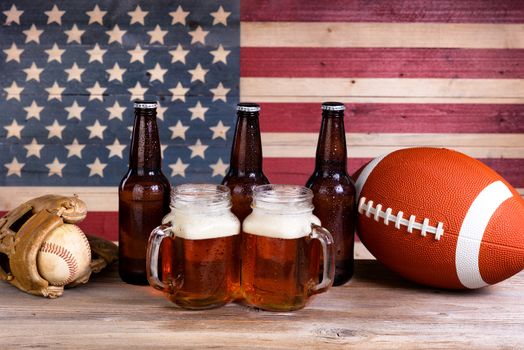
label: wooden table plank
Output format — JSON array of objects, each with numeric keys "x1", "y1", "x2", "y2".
[{"x1": 0, "y1": 255, "x2": 522, "y2": 349}]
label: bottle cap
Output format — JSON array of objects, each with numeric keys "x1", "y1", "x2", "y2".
[
  {"x1": 134, "y1": 101, "x2": 158, "y2": 109},
  {"x1": 237, "y1": 103, "x2": 260, "y2": 113},
  {"x1": 322, "y1": 102, "x2": 345, "y2": 111}
]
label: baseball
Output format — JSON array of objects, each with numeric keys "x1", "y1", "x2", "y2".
[{"x1": 37, "y1": 224, "x2": 91, "y2": 286}]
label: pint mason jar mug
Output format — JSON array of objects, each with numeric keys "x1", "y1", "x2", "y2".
[
  {"x1": 147, "y1": 184, "x2": 241, "y2": 310},
  {"x1": 241, "y1": 184, "x2": 335, "y2": 311}
]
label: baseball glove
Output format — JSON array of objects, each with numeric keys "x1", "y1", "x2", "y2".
[{"x1": 0, "y1": 195, "x2": 118, "y2": 298}]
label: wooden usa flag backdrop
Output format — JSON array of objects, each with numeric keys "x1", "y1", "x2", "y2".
[{"x1": 0, "y1": 0, "x2": 523, "y2": 241}]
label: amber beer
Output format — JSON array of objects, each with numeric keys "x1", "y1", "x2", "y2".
[
  {"x1": 119, "y1": 101, "x2": 170, "y2": 285},
  {"x1": 241, "y1": 185, "x2": 335, "y2": 311},
  {"x1": 147, "y1": 184, "x2": 240, "y2": 309},
  {"x1": 306, "y1": 102, "x2": 356, "y2": 286},
  {"x1": 222, "y1": 103, "x2": 269, "y2": 223}
]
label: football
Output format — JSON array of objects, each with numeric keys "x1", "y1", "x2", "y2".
[{"x1": 354, "y1": 147, "x2": 524, "y2": 289}]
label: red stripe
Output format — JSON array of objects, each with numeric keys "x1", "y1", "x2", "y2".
[
  {"x1": 264, "y1": 158, "x2": 524, "y2": 189},
  {"x1": 241, "y1": 48, "x2": 524, "y2": 79},
  {"x1": 241, "y1": 0, "x2": 524, "y2": 23},
  {"x1": 258, "y1": 103, "x2": 524, "y2": 133}
]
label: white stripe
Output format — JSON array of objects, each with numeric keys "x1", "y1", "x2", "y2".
[
  {"x1": 0, "y1": 186, "x2": 521, "y2": 212},
  {"x1": 241, "y1": 22, "x2": 524, "y2": 49},
  {"x1": 455, "y1": 181, "x2": 513, "y2": 289},
  {"x1": 261, "y1": 132, "x2": 524, "y2": 159},
  {"x1": 354, "y1": 154, "x2": 387, "y2": 200},
  {"x1": 241, "y1": 78, "x2": 524, "y2": 100},
  {"x1": 240, "y1": 96, "x2": 524, "y2": 105},
  {"x1": 0, "y1": 187, "x2": 117, "y2": 212}
]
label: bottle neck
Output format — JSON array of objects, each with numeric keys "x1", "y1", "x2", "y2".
[
  {"x1": 229, "y1": 112, "x2": 264, "y2": 175},
  {"x1": 129, "y1": 109, "x2": 162, "y2": 171},
  {"x1": 314, "y1": 111, "x2": 347, "y2": 173}
]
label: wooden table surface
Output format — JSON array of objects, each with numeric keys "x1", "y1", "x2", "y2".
[{"x1": 0, "y1": 247, "x2": 522, "y2": 349}]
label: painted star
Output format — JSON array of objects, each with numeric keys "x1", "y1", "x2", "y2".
[
  {"x1": 107, "y1": 62, "x2": 126, "y2": 82},
  {"x1": 5, "y1": 81, "x2": 23, "y2": 101},
  {"x1": 46, "y1": 120, "x2": 65, "y2": 139},
  {"x1": 210, "y1": 44, "x2": 230, "y2": 64},
  {"x1": 24, "y1": 100, "x2": 44, "y2": 120},
  {"x1": 189, "y1": 101, "x2": 208, "y2": 121},
  {"x1": 169, "y1": 120, "x2": 189, "y2": 140},
  {"x1": 169, "y1": 158, "x2": 189, "y2": 177},
  {"x1": 65, "y1": 63, "x2": 84, "y2": 82},
  {"x1": 169, "y1": 44, "x2": 189, "y2": 64},
  {"x1": 107, "y1": 101, "x2": 126, "y2": 121},
  {"x1": 188, "y1": 139, "x2": 208, "y2": 159},
  {"x1": 65, "y1": 138, "x2": 85, "y2": 158},
  {"x1": 3, "y1": 43, "x2": 23, "y2": 63},
  {"x1": 23, "y1": 62, "x2": 43, "y2": 81},
  {"x1": 210, "y1": 82, "x2": 230, "y2": 102},
  {"x1": 45, "y1": 43, "x2": 65, "y2": 63},
  {"x1": 189, "y1": 26, "x2": 209, "y2": 45},
  {"x1": 169, "y1": 82, "x2": 189, "y2": 102},
  {"x1": 169, "y1": 6, "x2": 189, "y2": 25},
  {"x1": 128, "y1": 82, "x2": 147, "y2": 100},
  {"x1": 87, "y1": 44, "x2": 106, "y2": 63},
  {"x1": 86, "y1": 5, "x2": 106, "y2": 25},
  {"x1": 129, "y1": 44, "x2": 147, "y2": 63},
  {"x1": 86, "y1": 120, "x2": 106, "y2": 139},
  {"x1": 161, "y1": 144, "x2": 168, "y2": 158},
  {"x1": 64, "y1": 24, "x2": 84, "y2": 44},
  {"x1": 87, "y1": 157, "x2": 107, "y2": 177},
  {"x1": 5, "y1": 158, "x2": 24, "y2": 177},
  {"x1": 211, "y1": 6, "x2": 230, "y2": 26},
  {"x1": 87, "y1": 82, "x2": 106, "y2": 101},
  {"x1": 106, "y1": 24, "x2": 126, "y2": 44},
  {"x1": 210, "y1": 120, "x2": 230, "y2": 140},
  {"x1": 4, "y1": 119, "x2": 23, "y2": 139},
  {"x1": 156, "y1": 104, "x2": 166, "y2": 121},
  {"x1": 24, "y1": 138, "x2": 44, "y2": 158},
  {"x1": 128, "y1": 5, "x2": 148, "y2": 25},
  {"x1": 65, "y1": 100, "x2": 84, "y2": 120},
  {"x1": 3, "y1": 4, "x2": 23, "y2": 25},
  {"x1": 45, "y1": 5, "x2": 65, "y2": 25},
  {"x1": 148, "y1": 25, "x2": 167, "y2": 44},
  {"x1": 46, "y1": 81, "x2": 65, "y2": 101},
  {"x1": 106, "y1": 139, "x2": 126, "y2": 158},
  {"x1": 148, "y1": 63, "x2": 167, "y2": 83},
  {"x1": 210, "y1": 158, "x2": 229, "y2": 177},
  {"x1": 188, "y1": 63, "x2": 208, "y2": 83},
  {"x1": 23, "y1": 24, "x2": 43, "y2": 44},
  {"x1": 46, "y1": 158, "x2": 66, "y2": 177}
]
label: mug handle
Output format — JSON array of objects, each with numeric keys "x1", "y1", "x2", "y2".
[
  {"x1": 147, "y1": 224, "x2": 176, "y2": 293},
  {"x1": 309, "y1": 223, "x2": 335, "y2": 295}
]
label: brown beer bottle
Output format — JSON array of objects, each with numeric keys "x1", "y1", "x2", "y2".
[
  {"x1": 119, "y1": 101, "x2": 171, "y2": 285},
  {"x1": 222, "y1": 103, "x2": 269, "y2": 223},
  {"x1": 306, "y1": 102, "x2": 356, "y2": 286}
]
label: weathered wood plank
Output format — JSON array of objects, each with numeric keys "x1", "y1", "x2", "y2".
[
  {"x1": 261, "y1": 132, "x2": 524, "y2": 158},
  {"x1": 241, "y1": 48, "x2": 524, "y2": 79},
  {"x1": 241, "y1": 23, "x2": 524, "y2": 49},
  {"x1": 0, "y1": 257, "x2": 521, "y2": 349},
  {"x1": 240, "y1": 78, "x2": 524, "y2": 99},
  {"x1": 241, "y1": 0, "x2": 524, "y2": 23},
  {"x1": 257, "y1": 103, "x2": 524, "y2": 133}
]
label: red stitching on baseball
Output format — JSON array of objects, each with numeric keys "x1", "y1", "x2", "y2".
[
  {"x1": 40, "y1": 241, "x2": 79, "y2": 286},
  {"x1": 73, "y1": 225, "x2": 91, "y2": 262}
]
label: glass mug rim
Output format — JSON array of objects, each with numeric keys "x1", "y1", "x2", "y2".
[
  {"x1": 169, "y1": 183, "x2": 232, "y2": 211},
  {"x1": 251, "y1": 184, "x2": 314, "y2": 214}
]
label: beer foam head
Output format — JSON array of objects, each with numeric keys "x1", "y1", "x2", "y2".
[
  {"x1": 243, "y1": 184, "x2": 320, "y2": 239},
  {"x1": 165, "y1": 211, "x2": 240, "y2": 240},
  {"x1": 165, "y1": 184, "x2": 240, "y2": 240},
  {"x1": 242, "y1": 209, "x2": 321, "y2": 239}
]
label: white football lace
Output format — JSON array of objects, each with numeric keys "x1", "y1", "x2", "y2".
[{"x1": 358, "y1": 197, "x2": 444, "y2": 240}]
